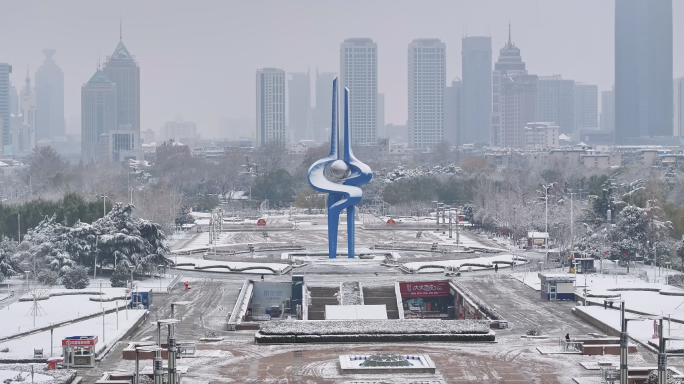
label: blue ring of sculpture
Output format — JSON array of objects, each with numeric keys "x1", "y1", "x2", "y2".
[{"x1": 307, "y1": 78, "x2": 372, "y2": 259}]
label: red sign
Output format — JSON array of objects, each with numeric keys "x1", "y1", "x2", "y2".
[
  {"x1": 62, "y1": 336, "x2": 98, "y2": 346},
  {"x1": 257, "y1": 219, "x2": 266, "y2": 227},
  {"x1": 399, "y1": 281, "x2": 450, "y2": 298},
  {"x1": 386, "y1": 219, "x2": 396, "y2": 227}
]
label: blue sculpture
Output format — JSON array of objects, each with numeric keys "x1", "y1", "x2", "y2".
[{"x1": 307, "y1": 78, "x2": 372, "y2": 259}]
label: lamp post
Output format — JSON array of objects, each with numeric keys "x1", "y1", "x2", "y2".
[
  {"x1": 432, "y1": 201, "x2": 439, "y2": 232},
  {"x1": 540, "y1": 183, "x2": 555, "y2": 257},
  {"x1": 447, "y1": 206, "x2": 452, "y2": 239},
  {"x1": 102, "y1": 195, "x2": 108, "y2": 217},
  {"x1": 158, "y1": 265, "x2": 165, "y2": 292},
  {"x1": 604, "y1": 298, "x2": 656, "y2": 384}
]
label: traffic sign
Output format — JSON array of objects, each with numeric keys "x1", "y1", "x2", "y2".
[
  {"x1": 386, "y1": 218, "x2": 396, "y2": 227},
  {"x1": 257, "y1": 218, "x2": 267, "y2": 227}
]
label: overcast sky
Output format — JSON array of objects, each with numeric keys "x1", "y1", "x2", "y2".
[{"x1": 1, "y1": 0, "x2": 682, "y2": 138}]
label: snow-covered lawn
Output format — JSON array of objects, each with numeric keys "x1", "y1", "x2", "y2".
[
  {"x1": 1, "y1": 288, "x2": 128, "y2": 339},
  {"x1": 173, "y1": 256, "x2": 289, "y2": 275},
  {"x1": 0, "y1": 309, "x2": 147, "y2": 359},
  {"x1": 402, "y1": 254, "x2": 527, "y2": 273}
]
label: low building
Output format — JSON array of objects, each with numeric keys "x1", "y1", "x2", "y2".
[
  {"x1": 538, "y1": 273, "x2": 575, "y2": 301},
  {"x1": 527, "y1": 231, "x2": 548, "y2": 247},
  {"x1": 107, "y1": 125, "x2": 144, "y2": 162},
  {"x1": 580, "y1": 153, "x2": 611, "y2": 170},
  {"x1": 524, "y1": 122, "x2": 560, "y2": 149}
]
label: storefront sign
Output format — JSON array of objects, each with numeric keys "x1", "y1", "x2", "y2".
[
  {"x1": 399, "y1": 281, "x2": 450, "y2": 298},
  {"x1": 62, "y1": 336, "x2": 98, "y2": 346}
]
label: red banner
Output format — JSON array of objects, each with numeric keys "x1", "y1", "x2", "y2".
[
  {"x1": 399, "y1": 281, "x2": 450, "y2": 298},
  {"x1": 62, "y1": 336, "x2": 98, "y2": 346}
]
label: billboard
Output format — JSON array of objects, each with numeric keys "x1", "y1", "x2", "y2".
[{"x1": 399, "y1": 281, "x2": 450, "y2": 298}]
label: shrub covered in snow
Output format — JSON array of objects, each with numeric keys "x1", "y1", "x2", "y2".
[
  {"x1": 259, "y1": 319, "x2": 491, "y2": 336},
  {"x1": 37, "y1": 270, "x2": 59, "y2": 286},
  {"x1": 110, "y1": 264, "x2": 130, "y2": 287},
  {"x1": 646, "y1": 369, "x2": 681, "y2": 384},
  {"x1": 62, "y1": 265, "x2": 90, "y2": 289}
]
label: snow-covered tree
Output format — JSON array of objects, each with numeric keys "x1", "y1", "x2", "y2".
[
  {"x1": 110, "y1": 264, "x2": 130, "y2": 288},
  {"x1": 0, "y1": 239, "x2": 18, "y2": 282},
  {"x1": 94, "y1": 203, "x2": 169, "y2": 274},
  {"x1": 62, "y1": 265, "x2": 89, "y2": 289}
]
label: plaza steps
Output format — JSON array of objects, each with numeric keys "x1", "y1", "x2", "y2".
[
  {"x1": 307, "y1": 286, "x2": 339, "y2": 320},
  {"x1": 362, "y1": 286, "x2": 400, "y2": 319}
]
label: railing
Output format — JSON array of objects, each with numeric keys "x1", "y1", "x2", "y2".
[
  {"x1": 168, "y1": 274, "x2": 183, "y2": 292},
  {"x1": 228, "y1": 280, "x2": 253, "y2": 325}
]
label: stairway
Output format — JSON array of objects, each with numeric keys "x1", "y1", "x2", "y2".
[
  {"x1": 307, "y1": 286, "x2": 339, "y2": 320},
  {"x1": 362, "y1": 286, "x2": 400, "y2": 319}
]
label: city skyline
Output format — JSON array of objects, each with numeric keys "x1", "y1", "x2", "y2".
[{"x1": 2, "y1": 1, "x2": 683, "y2": 139}]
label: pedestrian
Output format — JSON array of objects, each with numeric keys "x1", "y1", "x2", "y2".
[
  {"x1": 260, "y1": 274, "x2": 264, "y2": 281},
  {"x1": 184, "y1": 281, "x2": 189, "y2": 291},
  {"x1": 565, "y1": 333, "x2": 570, "y2": 341},
  {"x1": 495, "y1": 264, "x2": 499, "y2": 273}
]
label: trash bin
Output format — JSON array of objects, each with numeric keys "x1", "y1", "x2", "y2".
[
  {"x1": 448, "y1": 306, "x2": 456, "y2": 319},
  {"x1": 46, "y1": 357, "x2": 63, "y2": 370}
]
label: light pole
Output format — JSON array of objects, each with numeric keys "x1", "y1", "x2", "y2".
[
  {"x1": 158, "y1": 265, "x2": 165, "y2": 292},
  {"x1": 24, "y1": 270, "x2": 30, "y2": 292},
  {"x1": 447, "y1": 206, "x2": 452, "y2": 239},
  {"x1": 569, "y1": 189, "x2": 576, "y2": 252},
  {"x1": 102, "y1": 195, "x2": 108, "y2": 217},
  {"x1": 432, "y1": 201, "x2": 439, "y2": 232},
  {"x1": 541, "y1": 183, "x2": 555, "y2": 257}
]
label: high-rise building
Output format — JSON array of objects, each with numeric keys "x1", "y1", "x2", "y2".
[
  {"x1": 461, "y1": 36, "x2": 492, "y2": 144},
  {"x1": 288, "y1": 71, "x2": 310, "y2": 142},
  {"x1": 18, "y1": 70, "x2": 36, "y2": 153},
  {"x1": 340, "y1": 38, "x2": 377, "y2": 145},
  {"x1": 81, "y1": 69, "x2": 117, "y2": 162},
  {"x1": 35, "y1": 49, "x2": 65, "y2": 140},
  {"x1": 103, "y1": 34, "x2": 140, "y2": 136},
  {"x1": 314, "y1": 70, "x2": 336, "y2": 143},
  {"x1": 573, "y1": 83, "x2": 599, "y2": 130},
  {"x1": 492, "y1": 25, "x2": 537, "y2": 148},
  {"x1": 444, "y1": 79, "x2": 462, "y2": 145},
  {"x1": 376, "y1": 93, "x2": 385, "y2": 138},
  {"x1": 0, "y1": 63, "x2": 11, "y2": 154},
  {"x1": 537, "y1": 75, "x2": 574, "y2": 134},
  {"x1": 615, "y1": 0, "x2": 673, "y2": 142},
  {"x1": 9, "y1": 83, "x2": 18, "y2": 117},
  {"x1": 675, "y1": 78, "x2": 684, "y2": 136},
  {"x1": 600, "y1": 86, "x2": 615, "y2": 131},
  {"x1": 500, "y1": 75, "x2": 538, "y2": 148},
  {"x1": 163, "y1": 117, "x2": 197, "y2": 148},
  {"x1": 256, "y1": 68, "x2": 286, "y2": 146},
  {"x1": 407, "y1": 38, "x2": 445, "y2": 149}
]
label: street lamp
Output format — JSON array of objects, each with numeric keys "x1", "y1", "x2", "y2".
[
  {"x1": 604, "y1": 298, "x2": 657, "y2": 384},
  {"x1": 540, "y1": 183, "x2": 555, "y2": 256},
  {"x1": 447, "y1": 205, "x2": 452, "y2": 239},
  {"x1": 432, "y1": 201, "x2": 439, "y2": 232},
  {"x1": 101, "y1": 195, "x2": 108, "y2": 217},
  {"x1": 24, "y1": 270, "x2": 30, "y2": 291}
]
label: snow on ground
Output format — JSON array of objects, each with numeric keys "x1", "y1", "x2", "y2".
[
  {"x1": 0, "y1": 309, "x2": 147, "y2": 359},
  {"x1": 431, "y1": 230, "x2": 507, "y2": 251},
  {"x1": 173, "y1": 256, "x2": 289, "y2": 275},
  {"x1": 511, "y1": 264, "x2": 684, "y2": 323},
  {"x1": 402, "y1": 254, "x2": 527, "y2": 273},
  {"x1": 1, "y1": 288, "x2": 128, "y2": 338},
  {"x1": 574, "y1": 306, "x2": 684, "y2": 351},
  {"x1": 0, "y1": 369, "x2": 54, "y2": 382}
]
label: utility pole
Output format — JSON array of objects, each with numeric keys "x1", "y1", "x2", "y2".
[
  {"x1": 569, "y1": 190, "x2": 576, "y2": 251},
  {"x1": 17, "y1": 214, "x2": 20, "y2": 242}
]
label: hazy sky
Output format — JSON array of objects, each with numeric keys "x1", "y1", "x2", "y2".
[{"x1": 1, "y1": 0, "x2": 683, "y2": 138}]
